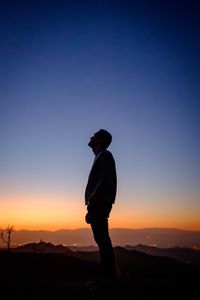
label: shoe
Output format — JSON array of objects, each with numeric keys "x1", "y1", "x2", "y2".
[
  {"x1": 85, "y1": 278, "x2": 101, "y2": 289},
  {"x1": 88, "y1": 278, "x2": 117, "y2": 293}
]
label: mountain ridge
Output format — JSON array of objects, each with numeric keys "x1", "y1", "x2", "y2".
[{"x1": 2, "y1": 227, "x2": 200, "y2": 248}]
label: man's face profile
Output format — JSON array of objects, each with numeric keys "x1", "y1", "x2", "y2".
[{"x1": 88, "y1": 132, "x2": 101, "y2": 148}]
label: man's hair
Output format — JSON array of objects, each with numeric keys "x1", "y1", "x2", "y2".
[{"x1": 95, "y1": 129, "x2": 112, "y2": 149}]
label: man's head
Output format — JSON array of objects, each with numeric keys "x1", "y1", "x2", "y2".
[{"x1": 88, "y1": 129, "x2": 112, "y2": 150}]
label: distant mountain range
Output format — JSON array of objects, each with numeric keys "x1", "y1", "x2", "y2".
[
  {"x1": 125, "y1": 244, "x2": 200, "y2": 265},
  {"x1": 1, "y1": 228, "x2": 199, "y2": 248}
]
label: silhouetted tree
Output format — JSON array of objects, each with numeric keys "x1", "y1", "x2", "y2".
[{"x1": 1, "y1": 225, "x2": 14, "y2": 252}]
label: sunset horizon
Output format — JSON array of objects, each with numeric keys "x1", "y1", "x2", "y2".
[
  {"x1": 2, "y1": 226, "x2": 200, "y2": 232},
  {"x1": 1, "y1": 193, "x2": 200, "y2": 232},
  {"x1": 1, "y1": 220, "x2": 199, "y2": 233}
]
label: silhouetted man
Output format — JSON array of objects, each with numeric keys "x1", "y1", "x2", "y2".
[{"x1": 85, "y1": 129, "x2": 117, "y2": 288}]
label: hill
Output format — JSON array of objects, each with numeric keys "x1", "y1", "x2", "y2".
[
  {"x1": 13, "y1": 241, "x2": 72, "y2": 254},
  {"x1": 1, "y1": 242, "x2": 199, "y2": 299},
  {"x1": 11, "y1": 240, "x2": 200, "y2": 266}
]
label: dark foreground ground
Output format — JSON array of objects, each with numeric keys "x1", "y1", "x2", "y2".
[{"x1": 1, "y1": 247, "x2": 199, "y2": 299}]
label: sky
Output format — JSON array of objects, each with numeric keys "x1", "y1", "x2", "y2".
[{"x1": 0, "y1": 0, "x2": 200, "y2": 231}]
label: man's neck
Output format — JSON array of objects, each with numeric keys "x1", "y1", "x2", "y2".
[{"x1": 93, "y1": 147, "x2": 105, "y2": 156}]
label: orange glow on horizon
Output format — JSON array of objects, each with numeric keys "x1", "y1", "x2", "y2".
[{"x1": 0, "y1": 192, "x2": 200, "y2": 232}]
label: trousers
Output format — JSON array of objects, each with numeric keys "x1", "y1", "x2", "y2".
[{"x1": 90, "y1": 217, "x2": 116, "y2": 281}]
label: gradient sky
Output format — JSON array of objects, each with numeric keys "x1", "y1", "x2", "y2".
[{"x1": 1, "y1": 0, "x2": 200, "y2": 231}]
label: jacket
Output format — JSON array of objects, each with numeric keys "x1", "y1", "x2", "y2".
[{"x1": 85, "y1": 150, "x2": 117, "y2": 206}]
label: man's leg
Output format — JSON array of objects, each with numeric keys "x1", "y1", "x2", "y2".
[{"x1": 91, "y1": 218, "x2": 116, "y2": 282}]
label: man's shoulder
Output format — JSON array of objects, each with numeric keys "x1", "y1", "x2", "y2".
[{"x1": 98, "y1": 150, "x2": 115, "y2": 161}]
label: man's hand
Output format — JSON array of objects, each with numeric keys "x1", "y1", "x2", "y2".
[{"x1": 86, "y1": 192, "x2": 96, "y2": 205}]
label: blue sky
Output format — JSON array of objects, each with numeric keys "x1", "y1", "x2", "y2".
[{"x1": 0, "y1": 1, "x2": 199, "y2": 230}]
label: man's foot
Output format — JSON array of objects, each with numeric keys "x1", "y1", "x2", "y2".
[
  {"x1": 87, "y1": 278, "x2": 118, "y2": 293},
  {"x1": 85, "y1": 268, "x2": 123, "y2": 292},
  {"x1": 84, "y1": 278, "x2": 101, "y2": 289}
]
